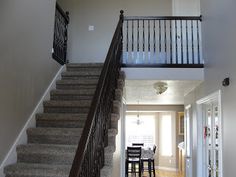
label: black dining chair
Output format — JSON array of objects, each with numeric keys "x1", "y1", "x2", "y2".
[
  {"x1": 141, "y1": 145, "x2": 156, "y2": 177},
  {"x1": 125, "y1": 146, "x2": 142, "y2": 177},
  {"x1": 132, "y1": 143, "x2": 144, "y2": 147}
]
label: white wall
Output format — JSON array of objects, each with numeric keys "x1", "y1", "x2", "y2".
[
  {"x1": 0, "y1": 0, "x2": 60, "y2": 164},
  {"x1": 185, "y1": 0, "x2": 236, "y2": 176},
  {"x1": 57, "y1": 0, "x2": 172, "y2": 63}
]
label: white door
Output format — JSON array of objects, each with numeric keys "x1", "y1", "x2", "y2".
[
  {"x1": 185, "y1": 105, "x2": 192, "y2": 177},
  {"x1": 204, "y1": 103, "x2": 221, "y2": 177},
  {"x1": 197, "y1": 91, "x2": 222, "y2": 177}
]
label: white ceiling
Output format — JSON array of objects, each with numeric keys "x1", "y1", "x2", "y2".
[{"x1": 125, "y1": 80, "x2": 202, "y2": 105}]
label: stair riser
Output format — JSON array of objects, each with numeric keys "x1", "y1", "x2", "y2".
[
  {"x1": 67, "y1": 67, "x2": 102, "y2": 72},
  {"x1": 108, "y1": 136, "x2": 116, "y2": 147},
  {"x1": 61, "y1": 75, "x2": 100, "y2": 80},
  {"x1": 56, "y1": 84, "x2": 97, "y2": 90},
  {"x1": 44, "y1": 107, "x2": 90, "y2": 114},
  {"x1": 28, "y1": 135, "x2": 81, "y2": 145},
  {"x1": 17, "y1": 153, "x2": 74, "y2": 165},
  {"x1": 51, "y1": 95, "x2": 93, "y2": 101},
  {"x1": 36, "y1": 120, "x2": 85, "y2": 128}
]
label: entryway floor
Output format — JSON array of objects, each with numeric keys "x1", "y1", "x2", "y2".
[{"x1": 128, "y1": 170, "x2": 184, "y2": 177}]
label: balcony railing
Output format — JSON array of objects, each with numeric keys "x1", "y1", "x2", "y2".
[{"x1": 122, "y1": 15, "x2": 203, "y2": 67}]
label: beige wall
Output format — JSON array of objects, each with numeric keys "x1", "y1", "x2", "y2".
[
  {"x1": 0, "y1": 0, "x2": 60, "y2": 164},
  {"x1": 57, "y1": 0, "x2": 172, "y2": 63},
  {"x1": 172, "y1": 0, "x2": 200, "y2": 16}
]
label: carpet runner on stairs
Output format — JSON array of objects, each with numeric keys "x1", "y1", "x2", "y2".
[{"x1": 4, "y1": 63, "x2": 125, "y2": 177}]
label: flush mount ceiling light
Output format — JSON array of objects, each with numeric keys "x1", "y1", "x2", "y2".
[{"x1": 153, "y1": 82, "x2": 168, "y2": 95}]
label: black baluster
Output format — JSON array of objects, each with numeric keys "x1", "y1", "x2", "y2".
[
  {"x1": 186, "y1": 20, "x2": 189, "y2": 64},
  {"x1": 170, "y1": 20, "x2": 172, "y2": 64},
  {"x1": 154, "y1": 20, "x2": 156, "y2": 53},
  {"x1": 137, "y1": 19, "x2": 140, "y2": 52},
  {"x1": 191, "y1": 20, "x2": 194, "y2": 64},
  {"x1": 180, "y1": 20, "x2": 184, "y2": 64},
  {"x1": 175, "y1": 20, "x2": 178, "y2": 64},
  {"x1": 197, "y1": 20, "x2": 200, "y2": 64},
  {"x1": 164, "y1": 20, "x2": 167, "y2": 63},
  {"x1": 148, "y1": 19, "x2": 150, "y2": 52},
  {"x1": 132, "y1": 20, "x2": 134, "y2": 52},
  {"x1": 159, "y1": 20, "x2": 161, "y2": 56},
  {"x1": 143, "y1": 19, "x2": 145, "y2": 53},
  {"x1": 126, "y1": 20, "x2": 128, "y2": 52}
]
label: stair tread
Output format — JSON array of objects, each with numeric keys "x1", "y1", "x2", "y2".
[
  {"x1": 62, "y1": 71, "x2": 101, "y2": 76},
  {"x1": 27, "y1": 127, "x2": 83, "y2": 136},
  {"x1": 43, "y1": 100, "x2": 92, "y2": 107},
  {"x1": 56, "y1": 79, "x2": 98, "y2": 85},
  {"x1": 17, "y1": 144, "x2": 77, "y2": 154},
  {"x1": 4, "y1": 163, "x2": 70, "y2": 177},
  {"x1": 66, "y1": 63, "x2": 103, "y2": 68},
  {"x1": 36, "y1": 113, "x2": 87, "y2": 121},
  {"x1": 51, "y1": 89, "x2": 95, "y2": 95}
]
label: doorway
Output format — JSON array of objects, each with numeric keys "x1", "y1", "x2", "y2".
[{"x1": 197, "y1": 91, "x2": 223, "y2": 177}]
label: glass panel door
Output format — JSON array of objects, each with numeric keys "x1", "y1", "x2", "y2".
[{"x1": 205, "y1": 103, "x2": 221, "y2": 177}]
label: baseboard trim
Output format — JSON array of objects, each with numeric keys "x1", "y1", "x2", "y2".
[
  {"x1": 0, "y1": 65, "x2": 66, "y2": 177},
  {"x1": 156, "y1": 166, "x2": 178, "y2": 172}
]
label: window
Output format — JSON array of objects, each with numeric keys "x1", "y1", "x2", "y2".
[
  {"x1": 125, "y1": 114, "x2": 155, "y2": 148},
  {"x1": 160, "y1": 113, "x2": 172, "y2": 156}
]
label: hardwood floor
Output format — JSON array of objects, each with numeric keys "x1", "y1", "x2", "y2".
[{"x1": 142, "y1": 170, "x2": 184, "y2": 177}]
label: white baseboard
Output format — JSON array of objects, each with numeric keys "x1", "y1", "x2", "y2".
[
  {"x1": 0, "y1": 65, "x2": 66, "y2": 177},
  {"x1": 156, "y1": 166, "x2": 178, "y2": 172}
]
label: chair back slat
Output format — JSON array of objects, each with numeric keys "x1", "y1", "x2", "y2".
[
  {"x1": 132, "y1": 143, "x2": 144, "y2": 147},
  {"x1": 127, "y1": 147, "x2": 142, "y2": 159}
]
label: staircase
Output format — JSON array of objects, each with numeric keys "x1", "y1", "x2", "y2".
[{"x1": 4, "y1": 63, "x2": 125, "y2": 177}]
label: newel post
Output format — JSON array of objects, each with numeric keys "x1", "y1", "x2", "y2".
[{"x1": 120, "y1": 10, "x2": 124, "y2": 23}]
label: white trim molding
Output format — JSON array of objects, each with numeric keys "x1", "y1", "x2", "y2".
[{"x1": 0, "y1": 65, "x2": 66, "y2": 177}]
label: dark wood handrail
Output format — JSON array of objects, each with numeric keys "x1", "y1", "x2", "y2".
[
  {"x1": 69, "y1": 10, "x2": 124, "y2": 177},
  {"x1": 124, "y1": 15, "x2": 202, "y2": 21},
  {"x1": 56, "y1": 3, "x2": 69, "y2": 23}
]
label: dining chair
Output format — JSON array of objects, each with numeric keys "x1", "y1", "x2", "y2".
[
  {"x1": 125, "y1": 146, "x2": 142, "y2": 177},
  {"x1": 132, "y1": 143, "x2": 144, "y2": 147},
  {"x1": 141, "y1": 145, "x2": 156, "y2": 177}
]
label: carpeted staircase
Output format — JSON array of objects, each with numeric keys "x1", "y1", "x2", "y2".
[{"x1": 4, "y1": 63, "x2": 125, "y2": 177}]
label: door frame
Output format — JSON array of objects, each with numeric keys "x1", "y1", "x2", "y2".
[
  {"x1": 185, "y1": 104, "x2": 193, "y2": 177},
  {"x1": 196, "y1": 90, "x2": 223, "y2": 177}
]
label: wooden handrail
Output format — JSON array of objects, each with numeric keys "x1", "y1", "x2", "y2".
[
  {"x1": 124, "y1": 15, "x2": 202, "y2": 21},
  {"x1": 69, "y1": 10, "x2": 124, "y2": 177}
]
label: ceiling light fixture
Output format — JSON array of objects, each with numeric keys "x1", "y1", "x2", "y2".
[{"x1": 153, "y1": 82, "x2": 168, "y2": 95}]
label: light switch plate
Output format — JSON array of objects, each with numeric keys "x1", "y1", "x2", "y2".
[{"x1": 88, "y1": 25, "x2": 94, "y2": 31}]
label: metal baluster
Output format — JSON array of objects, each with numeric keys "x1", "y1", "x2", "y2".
[
  {"x1": 175, "y1": 20, "x2": 178, "y2": 64},
  {"x1": 143, "y1": 19, "x2": 145, "y2": 53},
  {"x1": 191, "y1": 20, "x2": 194, "y2": 64},
  {"x1": 164, "y1": 20, "x2": 167, "y2": 64},
  {"x1": 132, "y1": 20, "x2": 134, "y2": 52},
  {"x1": 126, "y1": 20, "x2": 128, "y2": 52},
  {"x1": 137, "y1": 20, "x2": 140, "y2": 52},
  {"x1": 197, "y1": 20, "x2": 200, "y2": 64},
  {"x1": 154, "y1": 20, "x2": 156, "y2": 53},
  {"x1": 148, "y1": 19, "x2": 150, "y2": 52},
  {"x1": 186, "y1": 20, "x2": 189, "y2": 64},
  {"x1": 159, "y1": 20, "x2": 161, "y2": 56},
  {"x1": 170, "y1": 20, "x2": 173, "y2": 64},
  {"x1": 180, "y1": 20, "x2": 184, "y2": 64}
]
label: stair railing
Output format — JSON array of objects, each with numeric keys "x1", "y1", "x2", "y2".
[
  {"x1": 52, "y1": 3, "x2": 69, "y2": 65},
  {"x1": 122, "y1": 15, "x2": 203, "y2": 67},
  {"x1": 69, "y1": 10, "x2": 124, "y2": 177}
]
